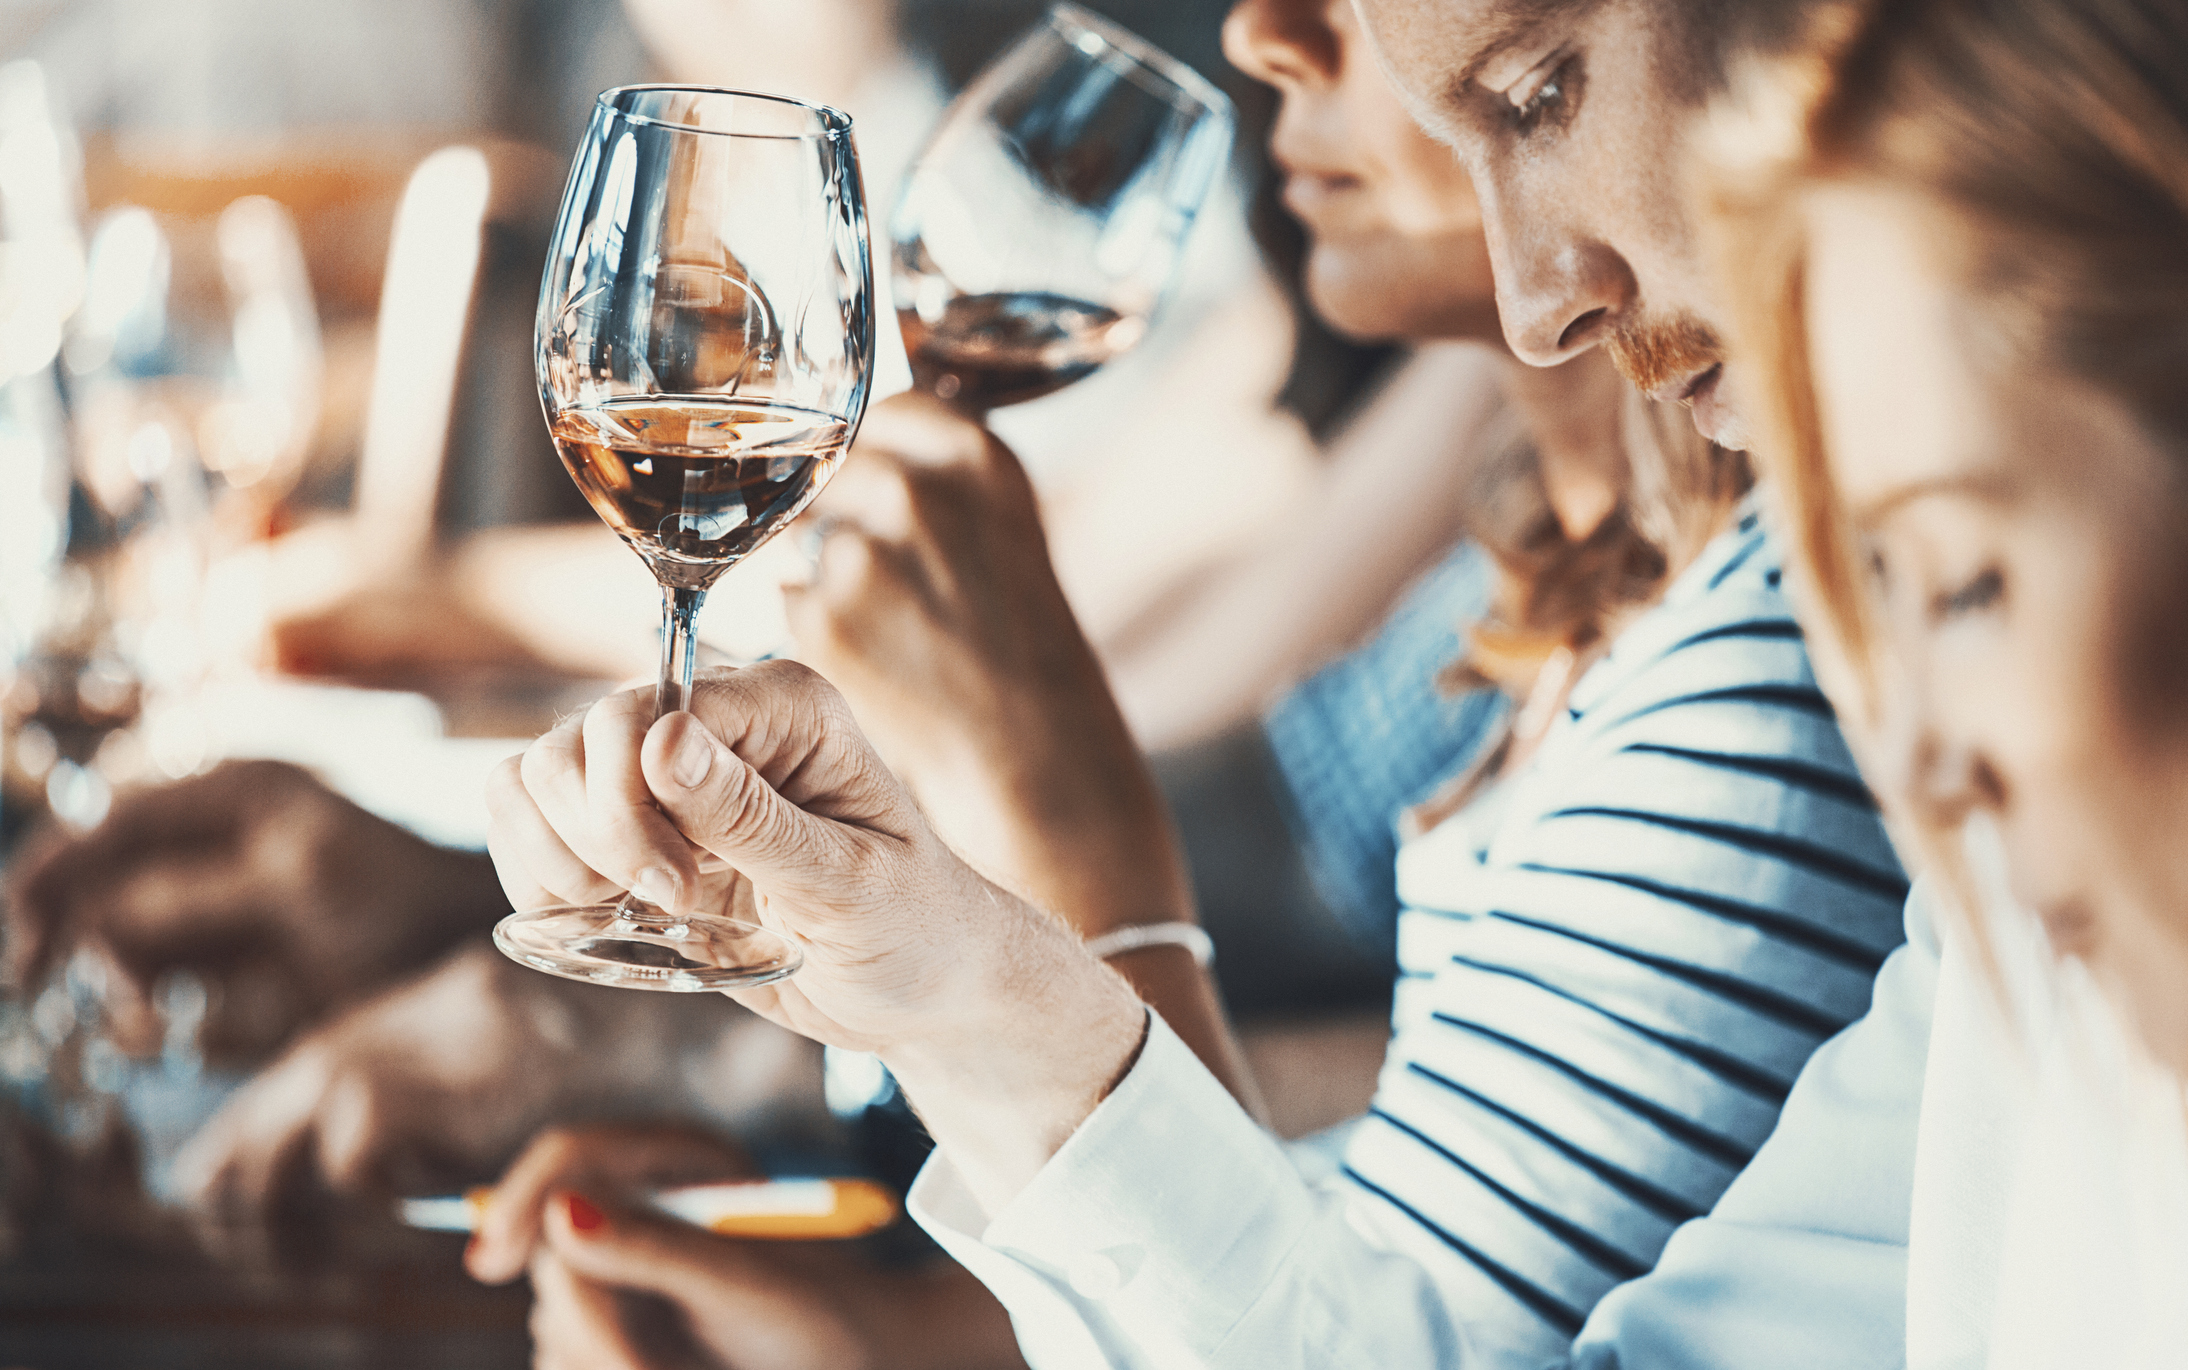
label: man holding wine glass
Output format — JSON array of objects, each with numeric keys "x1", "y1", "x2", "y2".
[
  {"x1": 9, "y1": 0, "x2": 1897, "y2": 1363},
  {"x1": 489, "y1": 84, "x2": 876, "y2": 990},
  {"x1": 1, "y1": 0, "x2": 1285, "y2": 1207},
  {"x1": 473, "y1": 3, "x2": 1903, "y2": 1369}
]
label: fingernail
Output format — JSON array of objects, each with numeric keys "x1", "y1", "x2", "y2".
[
  {"x1": 564, "y1": 1192, "x2": 606, "y2": 1235},
  {"x1": 630, "y1": 867, "x2": 676, "y2": 908},
  {"x1": 671, "y1": 719, "x2": 715, "y2": 789}
]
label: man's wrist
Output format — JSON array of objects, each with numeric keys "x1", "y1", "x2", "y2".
[{"x1": 880, "y1": 895, "x2": 1149, "y2": 1212}]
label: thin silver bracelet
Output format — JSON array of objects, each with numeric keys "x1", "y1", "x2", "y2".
[{"x1": 1083, "y1": 921, "x2": 1215, "y2": 969}]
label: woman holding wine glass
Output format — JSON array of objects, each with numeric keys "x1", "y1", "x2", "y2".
[{"x1": 888, "y1": 4, "x2": 1233, "y2": 415}]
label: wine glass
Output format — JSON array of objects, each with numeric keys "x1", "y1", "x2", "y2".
[
  {"x1": 493, "y1": 86, "x2": 874, "y2": 992},
  {"x1": 890, "y1": 3, "x2": 1234, "y2": 415}
]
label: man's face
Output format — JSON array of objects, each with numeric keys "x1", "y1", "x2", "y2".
[{"x1": 1348, "y1": 0, "x2": 1746, "y2": 446}]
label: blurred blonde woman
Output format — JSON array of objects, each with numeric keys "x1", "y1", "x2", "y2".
[{"x1": 1706, "y1": 0, "x2": 2188, "y2": 1360}]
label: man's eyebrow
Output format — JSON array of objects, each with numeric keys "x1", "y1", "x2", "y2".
[{"x1": 1450, "y1": 0, "x2": 1593, "y2": 90}]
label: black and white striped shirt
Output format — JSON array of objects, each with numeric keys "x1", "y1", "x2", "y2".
[
  {"x1": 912, "y1": 509, "x2": 1910, "y2": 1370},
  {"x1": 1341, "y1": 506, "x2": 1907, "y2": 1363}
]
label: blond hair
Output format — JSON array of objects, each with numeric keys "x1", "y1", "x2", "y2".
[{"x1": 1706, "y1": 0, "x2": 2188, "y2": 731}]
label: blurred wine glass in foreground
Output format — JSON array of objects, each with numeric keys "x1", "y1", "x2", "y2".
[
  {"x1": 12, "y1": 197, "x2": 326, "y2": 821},
  {"x1": 493, "y1": 85, "x2": 874, "y2": 992},
  {"x1": 891, "y1": 3, "x2": 1234, "y2": 415},
  {"x1": 0, "y1": 59, "x2": 84, "y2": 844}
]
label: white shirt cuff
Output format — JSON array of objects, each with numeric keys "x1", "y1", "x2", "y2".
[{"x1": 908, "y1": 1009, "x2": 1316, "y2": 1364}]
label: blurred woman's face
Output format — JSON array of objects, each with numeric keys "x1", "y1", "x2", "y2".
[
  {"x1": 1804, "y1": 185, "x2": 2188, "y2": 1075},
  {"x1": 1223, "y1": 0, "x2": 1497, "y2": 342}
]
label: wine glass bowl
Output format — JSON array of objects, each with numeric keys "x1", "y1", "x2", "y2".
[
  {"x1": 890, "y1": 4, "x2": 1233, "y2": 413},
  {"x1": 540, "y1": 86, "x2": 873, "y2": 599},
  {"x1": 497, "y1": 85, "x2": 875, "y2": 993},
  {"x1": 551, "y1": 396, "x2": 851, "y2": 590}
]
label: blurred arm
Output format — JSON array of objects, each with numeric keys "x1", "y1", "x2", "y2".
[
  {"x1": 175, "y1": 941, "x2": 824, "y2": 1213},
  {"x1": 1098, "y1": 343, "x2": 1514, "y2": 752},
  {"x1": 782, "y1": 393, "x2": 1259, "y2": 1117}
]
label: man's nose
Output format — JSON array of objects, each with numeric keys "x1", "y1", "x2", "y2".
[
  {"x1": 1483, "y1": 202, "x2": 1634, "y2": 366},
  {"x1": 1223, "y1": 0, "x2": 1340, "y2": 88}
]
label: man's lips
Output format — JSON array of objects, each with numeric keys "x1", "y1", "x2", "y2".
[{"x1": 1651, "y1": 362, "x2": 1724, "y2": 407}]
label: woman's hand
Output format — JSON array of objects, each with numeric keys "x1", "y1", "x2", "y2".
[
  {"x1": 466, "y1": 1120, "x2": 758, "y2": 1284},
  {"x1": 519, "y1": 1222, "x2": 1022, "y2": 1370},
  {"x1": 485, "y1": 662, "x2": 1146, "y2": 1208},
  {"x1": 468, "y1": 1121, "x2": 1024, "y2": 1370},
  {"x1": 777, "y1": 394, "x2": 1257, "y2": 1114},
  {"x1": 783, "y1": 392, "x2": 1193, "y2": 934}
]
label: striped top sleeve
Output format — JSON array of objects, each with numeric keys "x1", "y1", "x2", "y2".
[{"x1": 1342, "y1": 504, "x2": 1908, "y2": 1364}]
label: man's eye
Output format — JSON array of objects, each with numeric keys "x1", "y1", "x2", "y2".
[
  {"x1": 1932, "y1": 567, "x2": 2004, "y2": 621},
  {"x1": 1509, "y1": 54, "x2": 1578, "y2": 134}
]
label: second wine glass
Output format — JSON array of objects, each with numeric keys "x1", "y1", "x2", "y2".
[
  {"x1": 890, "y1": 4, "x2": 1234, "y2": 415},
  {"x1": 496, "y1": 85, "x2": 874, "y2": 993}
]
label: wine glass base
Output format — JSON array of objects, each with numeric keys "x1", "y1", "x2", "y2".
[{"x1": 493, "y1": 903, "x2": 802, "y2": 992}]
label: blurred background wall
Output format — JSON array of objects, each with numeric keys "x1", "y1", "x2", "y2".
[{"x1": 0, "y1": 0, "x2": 1287, "y2": 540}]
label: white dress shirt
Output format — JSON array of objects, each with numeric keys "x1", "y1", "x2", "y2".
[
  {"x1": 1900, "y1": 833, "x2": 2188, "y2": 1370},
  {"x1": 910, "y1": 513, "x2": 1925, "y2": 1369},
  {"x1": 911, "y1": 891, "x2": 1940, "y2": 1370}
]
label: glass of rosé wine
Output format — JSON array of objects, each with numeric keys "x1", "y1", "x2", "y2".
[{"x1": 494, "y1": 86, "x2": 873, "y2": 992}]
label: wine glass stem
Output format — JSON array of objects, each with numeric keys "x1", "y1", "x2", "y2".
[
  {"x1": 656, "y1": 583, "x2": 707, "y2": 719},
  {"x1": 610, "y1": 583, "x2": 709, "y2": 925}
]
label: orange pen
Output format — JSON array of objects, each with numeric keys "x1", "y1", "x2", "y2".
[{"x1": 399, "y1": 1177, "x2": 900, "y2": 1240}]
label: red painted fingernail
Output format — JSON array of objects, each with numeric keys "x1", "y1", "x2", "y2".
[{"x1": 564, "y1": 1192, "x2": 606, "y2": 1234}]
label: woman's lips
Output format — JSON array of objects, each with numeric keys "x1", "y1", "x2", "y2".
[
  {"x1": 1280, "y1": 171, "x2": 1365, "y2": 223},
  {"x1": 1674, "y1": 364, "x2": 1747, "y2": 448},
  {"x1": 1679, "y1": 363, "x2": 1723, "y2": 403}
]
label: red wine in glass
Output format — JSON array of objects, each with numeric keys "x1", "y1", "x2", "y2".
[
  {"x1": 898, "y1": 291, "x2": 1143, "y2": 411},
  {"x1": 889, "y1": 5, "x2": 1233, "y2": 415}
]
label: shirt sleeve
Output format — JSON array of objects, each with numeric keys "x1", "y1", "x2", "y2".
[
  {"x1": 909, "y1": 1010, "x2": 1480, "y2": 1370},
  {"x1": 914, "y1": 886, "x2": 1935, "y2": 1370},
  {"x1": 1569, "y1": 887, "x2": 1940, "y2": 1369}
]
